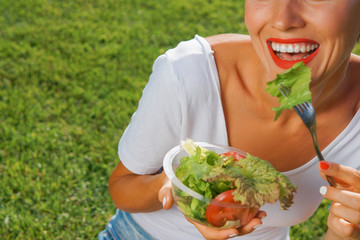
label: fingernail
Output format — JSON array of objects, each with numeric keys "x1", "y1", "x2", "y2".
[
  {"x1": 162, "y1": 197, "x2": 167, "y2": 207},
  {"x1": 328, "y1": 203, "x2": 331, "y2": 210},
  {"x1": 319, "y1": 186, "x2": 327, "y2": 195},
  {"x1": 253, "y1": 224, "x2": 261, "y2": 230},
  {"x1": 319, "y1": 161, "x2": 329, "y2": 170},
  {"x1": 228, "y1": 234, "x2": 238, "y2": 238}
]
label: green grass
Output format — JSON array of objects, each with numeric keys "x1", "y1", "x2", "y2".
[{"x1": 0, "y1": 0, "x2": 359, "y2": 239}]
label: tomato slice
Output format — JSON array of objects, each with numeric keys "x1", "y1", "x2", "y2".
[
  {"x1": 220, "y1": 151, "x2": 245, "y2": 161},
  {"x1": 205, "y1": 189, "x2": 258, "y2": 228}
]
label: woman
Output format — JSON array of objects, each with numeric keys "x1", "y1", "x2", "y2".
[{"x1": 100, "y1": 0, "x2": 360, "y2": 239}]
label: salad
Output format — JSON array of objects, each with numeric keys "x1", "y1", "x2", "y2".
[
  {"x1": 174, "y1": 139, "x2": 297, "y2": 228},
  {"x1": 266, "y1": 61, "x2": 312, "y2": 120}
]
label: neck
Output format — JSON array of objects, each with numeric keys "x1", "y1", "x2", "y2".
[{"x1": 310, "y1": 60, "x2": 350, "y2": 112}]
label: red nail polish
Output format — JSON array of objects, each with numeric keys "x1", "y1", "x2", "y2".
[{"x1": 320, "y1": 161, "x2": 329, "y2": 170}]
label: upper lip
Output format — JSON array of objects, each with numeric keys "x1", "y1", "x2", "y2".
[{"x1": 267, "y1": 38, "x2": 319, "y2": 53}]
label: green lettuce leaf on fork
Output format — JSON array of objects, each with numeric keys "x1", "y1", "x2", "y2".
[{"x1": 266, "y1": 62, "x2": 312, "y2": 120}]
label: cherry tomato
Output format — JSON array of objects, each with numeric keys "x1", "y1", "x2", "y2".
[
  {"x1": 205, "y1": 189, "x2": 258, "y2": 228},
  {"x1": 220, "y1": 151, "x2": 245, "y2": 161}
]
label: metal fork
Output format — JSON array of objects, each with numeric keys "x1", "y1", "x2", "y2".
[{"x1": 279, "y1": 85, "x2": 337, "y2": 187}]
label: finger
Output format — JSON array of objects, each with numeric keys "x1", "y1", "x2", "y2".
[
  {"x1": 255, "y1": 210, "x2": 267, "y2": 219},
  {"x1": 320, "y1": 186, "x2": 360, "y2": 211},
  {"x1": 158, "y1": 177, "x2": 173, "y2": 210},
  {"x1": 236, "y1": 217, "x2": 263, "y2": 235},
  {"x1": 185, "y1": 217, "x2": 239, "y2": 240},
  {"x1": 330, "y1": 202, "x2": 360, "y2": 224},
  {"x1": 327, "y1": 212, "x2": 360, "y2": 239},
  {"x1": 318, "y1": 161, "x2": 360, "y2": 190}
]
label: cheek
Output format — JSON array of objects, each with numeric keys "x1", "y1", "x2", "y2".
[
  {"x1": 312, "y1": 3, "x2": 360, "y2": 44},
  {"x1": 244, "y1": 2, "x2": 269, "y2": 35}
]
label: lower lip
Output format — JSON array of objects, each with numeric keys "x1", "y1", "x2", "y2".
[{"x1": 267, "y1": 41, "x2": 319, "y2": 69}]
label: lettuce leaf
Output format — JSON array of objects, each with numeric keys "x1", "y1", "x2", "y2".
[
  {"x1": 266, "y1": 62, "x2": 312, "y2": 120},
  {"x1": 204, "y1": 153, "x2": 297, "y2": 209}
]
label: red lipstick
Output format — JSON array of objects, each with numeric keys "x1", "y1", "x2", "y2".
[{"x1": 267, "y1": 38, "x2": 319, "y2": 69}]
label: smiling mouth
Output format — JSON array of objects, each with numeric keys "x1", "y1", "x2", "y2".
[{"x1": 267, "y1": 38, "x2": 320, "y2": 69}]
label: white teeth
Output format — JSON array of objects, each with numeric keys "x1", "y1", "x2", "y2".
[
  {"x1": 287, "y1": 45, "x2": 294, "y2": 53},
  {"x1": 300, "y1": 45, "x2": 306, "y2": 53},
  {"x1": 294, "y1": 45, "x2": 300, "y2": 53},
  {"x1": 270, "y1": 41, "x2": 319, "y2": 53},
  {"x1": 280, "y1": 45, "x2": 287, "y2": 53}
]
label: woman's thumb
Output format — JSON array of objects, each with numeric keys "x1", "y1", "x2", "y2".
[{"x1": 158, "y1": 178, "x2": 173, "y2": 209}]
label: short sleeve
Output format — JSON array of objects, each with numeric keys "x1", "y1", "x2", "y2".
[{"x1": 118, "y1": 54, "x2": 181, "y2": 174}]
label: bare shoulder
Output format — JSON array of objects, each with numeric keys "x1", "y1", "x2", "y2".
[
  {"x1": 205, "y1": 33, "x2": 251, "y2": 46},
  {"x1": 205, "y1": 34, "x2": 253, "y2": 53},
  {"x1": 204, "y1": 34, "x2": 258, "y2": 67}
]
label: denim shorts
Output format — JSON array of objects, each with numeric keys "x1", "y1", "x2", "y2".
[{"x1": 98, "y1": 209, "x2": 154, "y2": 240}]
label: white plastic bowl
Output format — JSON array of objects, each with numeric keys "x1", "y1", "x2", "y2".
[{"x1": 163, "y1": 142, "x2": 259, "y2": 229}]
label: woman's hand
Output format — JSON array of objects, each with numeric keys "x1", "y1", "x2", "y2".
[
  {"x1": 158, "y1": 175, "x2": 174, "y2": 209},
  {"x1": 318, "y1": 161, "x2": 360, "y2": 240},
  {"x1": 186, "y1": 211, "x2": 266, "y2": 240}
]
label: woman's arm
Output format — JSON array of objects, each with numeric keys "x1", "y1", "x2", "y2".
[
  {"x1": 110, "y1": 160, "x2": 267, "y2": 240},
  {"x1": 318, "y1": 162, "x2": 360, "y2": 240},
  {"x1": 109, "y1": 161, "x2": 167, "y2": 213}
]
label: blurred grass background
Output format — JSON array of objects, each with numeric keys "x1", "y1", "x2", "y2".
[{"x1": 0, "y1": 0, "x2": 359, "y2": 239}]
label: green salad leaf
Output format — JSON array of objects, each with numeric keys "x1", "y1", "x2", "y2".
[
  {"x1": 203, "y1": 153, "x2": 297, "y2": 210},
  {"x1": 266, "y1": 62, "x2": 312, "y2": 120}
]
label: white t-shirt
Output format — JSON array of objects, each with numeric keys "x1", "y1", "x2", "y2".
[{"x1": 118, "y1": 35, "x2": 360, "y2": 240}]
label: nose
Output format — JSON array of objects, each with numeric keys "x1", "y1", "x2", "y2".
[{"x1": 271, "y1": 0, "x2": 306, "y2": 31}]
